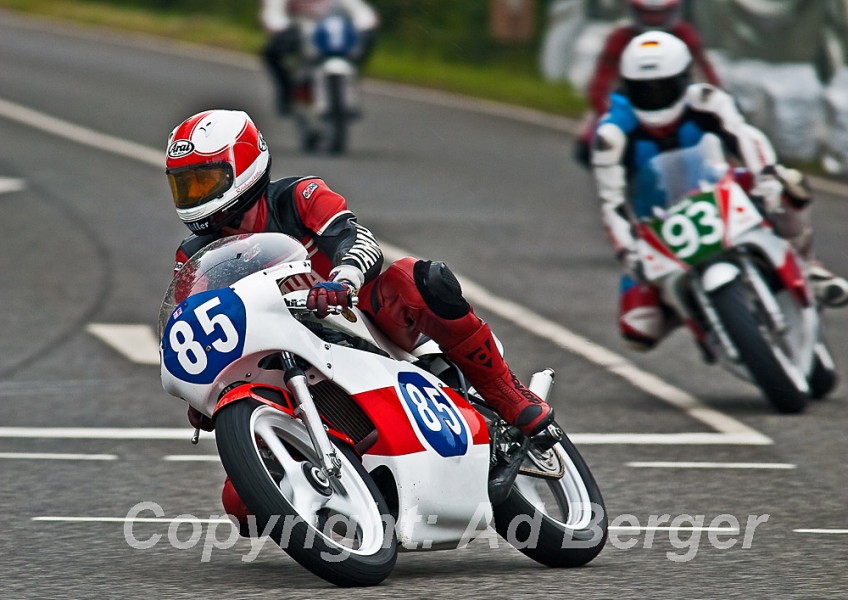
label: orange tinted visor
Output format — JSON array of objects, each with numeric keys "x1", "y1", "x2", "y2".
[{"x1": 167, "y1": 163, "x2": 233, "y2": 209}]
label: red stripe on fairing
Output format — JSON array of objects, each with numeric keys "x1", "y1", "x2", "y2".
[
  {"x1": 637, "y1": 223, "x2": 686, "y2": 268},
  {"x1": 717, "y1": 177, "x2": 733, "y2": 246},
  {"x1": 353, "y1": 386, "x2": 490, "y2": 457},
  {"x1": 353, "y1": 387, "x2": 426, "y2": 456},
  {"x1": 777, "y1": 249, "x2": 811, "y2": 307}
]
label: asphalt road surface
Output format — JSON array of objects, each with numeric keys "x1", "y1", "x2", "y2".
[{"x1": 0, "y1": 11, "x2": 846, "y2": 599}]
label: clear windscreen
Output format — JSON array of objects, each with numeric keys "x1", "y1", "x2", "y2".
[
  {"x1": 158, "y1": 233, "x2": 308, "y2": 337},
  {"x1": 630, "y1": 134, "x2": 730, "y2": 217}
]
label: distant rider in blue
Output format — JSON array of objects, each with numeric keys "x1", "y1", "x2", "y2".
[{"x1": 590, "y1": 31, "x2": 848, "y2": 351}]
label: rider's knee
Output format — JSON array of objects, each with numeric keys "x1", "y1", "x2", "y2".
[{"x1": 412, "y1": 260, "x2": 470, "y2": 320}]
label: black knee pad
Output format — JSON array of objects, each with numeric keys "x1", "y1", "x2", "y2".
[{"x1": 412, "y1": 260, "x2": 470, "y2": 320}]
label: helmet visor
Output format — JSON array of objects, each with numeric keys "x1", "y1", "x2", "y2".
[
  {"x1": 624, "y1": 72, "x2": 689, "y2": 112},
  {"x1": 167, "y1": 163, "x2": 234, "y2": 209}
]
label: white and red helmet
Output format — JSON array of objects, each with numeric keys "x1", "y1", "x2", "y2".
[
  {"x1": 629, "y1": 0, "x2": 681, "y2": 30},
  {"x1": 620, "y1": 31, "x2": 692, "y2": 128},
  {"x1": 165, "y1": 110, "x2": 270, "y2": 234}
]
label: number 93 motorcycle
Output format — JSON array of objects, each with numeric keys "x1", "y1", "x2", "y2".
[
  {"x1": 631, "y1": 134, "x2": 838, "y2": 414},
  {"x1": 158, "y1": 233, "x2": 607, "y2": 587}
]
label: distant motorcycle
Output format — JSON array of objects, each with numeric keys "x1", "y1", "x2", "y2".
[
  {"x1": 632, "y1": 134, "x2": 838, "y2": 413},
  {"x1": 288, "y1": 13, "x2": 361, "y2": 154},
  {"x1": 159, "y1": 233, "x2": 607, "y2": 587}
]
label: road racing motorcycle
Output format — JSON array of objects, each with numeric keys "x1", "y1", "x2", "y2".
[
  {"x1": 630, "y1": 134, "x2": 838, "y2": 413},
  {"x1": 159, "y1": 233, "x2": 607, "y2": 587},
  {"x1": 288, "y1": 13, "x2": 361, "y2": 154}
]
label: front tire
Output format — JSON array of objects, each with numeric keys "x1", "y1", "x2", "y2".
[
  {"x1": 492, "y1": 427, "x2": 607, "y2": 568},
  {"x1": 709, "y1": 278, "x2": 809, "y2": 413},
  {"x1": 215, "y1": 400, "x2": 397, "y2": 587}
]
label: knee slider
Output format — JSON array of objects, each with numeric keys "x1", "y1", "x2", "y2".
[{"x1": 412, "y1": 260, "x2": 470, "y2": 320}]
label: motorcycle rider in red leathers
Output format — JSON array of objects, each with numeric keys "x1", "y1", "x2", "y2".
[
  {"x1": 575, "y1": 0, "x2": 720, "y2": 166},
  {"x1": 590, "y1": 32, "x2": 848, "y2": 352},
  {"x1": 165, "y1": 109, "x2": 554, "y2": 528}
]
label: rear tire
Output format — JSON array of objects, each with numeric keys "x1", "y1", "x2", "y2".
[
  {"x1": 215, "y1": 400, "x2": 397, "y2": 587},
  {"x1": 709, "y1": 278, "x2": 809, "y2": 413},
  {"x1": 492, "y1": 427, "x2": 607, "y2": 568},
  {"x1": 326, "y1": 74, "x2": 348, "y2": 155}
]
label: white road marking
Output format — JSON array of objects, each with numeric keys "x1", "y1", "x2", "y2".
[
  {"x1": 0, "y1": 98, "x2": 773, "y2": 444},
  {"x1": 609, "y1": 525, "x2": 740, "y2": 533},
  {"x1": 163, "y1": 455, "x2": 220, "y2": 462},
  {"x1": 0, "y1": 452, "x2": 117, "y2": 460},
  {"x1": 0, "y1": 427, "x2": 200, "y2": 440},
  {"x1": 627, "y1": 461, "x2": 796, "y2": 469},
  {"x1": 0, "y1": 176, "x2": 25, "y2": 194},
  {"x1": 86, "y1": 323, "x2": 160, "y2": 365},
  {"x1": 0, "y1": 427, "x2": 768, "y2": 445},
  {"x1": 33, "y1": 516, "x2": 231, "y2": 524},
  {"x1": 793, "y1": 529, "x2": 848, "y2": 534},
  {"x1": 0, "y1": 97, "x2": 162, "y2": 167}
]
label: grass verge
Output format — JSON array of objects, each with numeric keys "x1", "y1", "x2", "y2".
[{"x1": 0, "y1": 0, "x2": 587, "y2": 117}]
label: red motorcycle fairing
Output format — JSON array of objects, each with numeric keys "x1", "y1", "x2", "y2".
[
  {"x1": 351, "y1": 385, "x2": 490, "y2": 458},
  {"x1": 776, "y1": 249, "x2": 812, "y2": 307},
  {"x1": 213, "y1": 383, "x2": 357, "y2": 449}
]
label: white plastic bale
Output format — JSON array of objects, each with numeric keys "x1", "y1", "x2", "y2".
[{"x1": 822, "y1": 67, "x2": 848, "y2": 173}]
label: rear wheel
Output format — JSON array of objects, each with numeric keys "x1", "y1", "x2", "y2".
[
  {"x1": 326, "y1": 74, "x2": 348, "y2": 155},
  {"x1": 215, "y1": 400, "x2": 397, "y2": 587},
  {"x1": 709, "y1": 278, "x2": 809, "y2": 413},
  {"x1": 492, "y1": 426, "x2": 607, "y2": 568}
]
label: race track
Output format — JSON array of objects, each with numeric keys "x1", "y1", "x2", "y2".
[{"x1": 0, "y1": 11, "x2": 846, "y2": 598}]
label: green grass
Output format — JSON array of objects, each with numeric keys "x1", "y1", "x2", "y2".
[{"x1": 0, "y1": 0, "x2": 587, "y2": 117}]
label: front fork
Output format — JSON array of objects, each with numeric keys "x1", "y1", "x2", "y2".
[{"x1": 281, "y1": 351, "x2": 342, "y2": 479}]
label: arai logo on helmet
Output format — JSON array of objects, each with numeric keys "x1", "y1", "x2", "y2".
[{"x1": 168, "y1": 140, "x2": 195, "y2": 159}]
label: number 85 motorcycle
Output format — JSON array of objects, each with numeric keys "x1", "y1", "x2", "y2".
[
  {"x1": 631, "y1": 134, "x2": 838, "y2": 413},
  {"x1": 158, "y1": 233, "x2": 607, "y2": 587}
]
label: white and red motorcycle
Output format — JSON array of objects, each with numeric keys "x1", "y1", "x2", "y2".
[
  {"x1": 631, "y1": 135, "x2": 838, "y2": 413},
  {"x1": 158, "y1": 233, "x2": 607, "y2": 587}
]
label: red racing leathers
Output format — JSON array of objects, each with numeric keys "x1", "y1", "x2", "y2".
[{"x1": 174, "y1": 176, "x2": 553, "y2": 435}]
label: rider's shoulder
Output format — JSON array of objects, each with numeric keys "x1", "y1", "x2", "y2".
[
  {"x1": 685, "y1": 83, "x2": 734, "y2": 112},
  {"x1": 601, "y1": 93, "x2": 640, "y2": 133}
]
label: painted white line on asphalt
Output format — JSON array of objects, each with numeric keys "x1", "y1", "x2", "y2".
[
  {"x1": 0, "y1": 100, "x2": 772, "y2": 444},
  {"x1": 33, "y1": 516, "x2": 231, "y2": 524},
  {"x1": 0, "y1": 452, "x2": 117, "y2": 461},
  {"x1": 572, "y1": 433, "x2": 771, "y2": 445},
  {"x1": 0, "y1": 427, "x2": 769, "y2": 445},
  {"x1": 0, "y1": 97, "x2": 162, "y2": 168},
  {"x1": 0, "y1": 176, "x2": 25, "y2": 194},
  {"x1": 609, "y1": 526, "x2": 740, "y2": 533},
  {"x1": 86, "y1": 323, "x2": 159, "y2": 365},
  {"x1": 627, "y1": 461, "x2": 796, "y2": 469},
  {"x1": 0, "y1": 427, "x2": 200, "y2": 440},
  {"x1": 793, "y1": 529, "x2": 848, "y2": 534},
  {"x1": 163, "y1": 455, "x2": 220, "y2": 462}
]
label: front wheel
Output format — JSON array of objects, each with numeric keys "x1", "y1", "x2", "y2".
[
  {"x1": 709, "y1": 277, "x2": 809, "y2": 413},
  {"x1": 326, "y1": 74, "x2": 349, "y2": 154},
  {"x1": 215, "y1": 400, "x2": 397, "y2": 587},
  {"x1": 492, "y1": 426, "x2": 607, "y2": 568}
]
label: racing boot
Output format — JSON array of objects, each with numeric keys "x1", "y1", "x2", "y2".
[
  {"x1": 445, "y1": 320, "x2": 554, "y2": 437},
  {"x1": 222, "y1": 477, "x2": 253, "y2": 537},
  {"x1": 808, "y1": 264, "x2": 848, "y2": 308}
]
